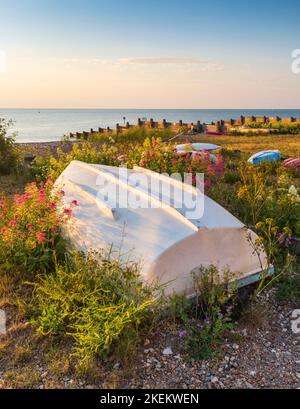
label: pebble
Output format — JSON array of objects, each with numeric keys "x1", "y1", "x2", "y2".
[{"x1": 162, "y1": 347, "x2": 173, "y2": 356}]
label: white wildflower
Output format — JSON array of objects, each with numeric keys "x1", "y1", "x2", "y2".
[{"x1": 288, "y1": 185, "x2": 300, "y2": 203}]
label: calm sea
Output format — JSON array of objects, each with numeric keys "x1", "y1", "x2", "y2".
[{"x1": 1, "y1": 109, "x2": 300, "y2": 143}]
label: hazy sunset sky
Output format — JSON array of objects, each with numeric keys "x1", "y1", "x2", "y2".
[{"x1": 0, "y1": 0, "x2": 300, "y2": 108}]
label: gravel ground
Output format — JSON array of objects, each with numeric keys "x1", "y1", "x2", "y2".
[
  {"x1": 17, "y1": 141, "x2": 75, "y2": 158},
  {"x1": 122, "y1": 290, "x2": 300, "y2": 389}
]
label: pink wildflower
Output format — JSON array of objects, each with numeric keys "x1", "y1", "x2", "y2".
[
  {"x1": 8, "y1": 220, "x2": 18, "y2": 228},
  {"x1": 36, "y1": 232, "x2": 47, "y2": 244},
  {"x1": 117, "y1": 155, "x2": 126, "y2": 162},
  {"x1": 14, "y1": 194, "x2": 26, "y2": 206},
  {"x1": 0, "y1": 227, "x2": 7, "y2": 235},
  {"x1": 207, "y1": 163, "x2": 215, "y2": 175},
  {"x1": 204, "y1": 179, "x2": 212, "y2": 190},
  {"x1": 37, "y1": 189, "x2": 46, "y2": 202},
  {"x1": 63, "y1": 208, "x2": 73, "y2": 217},
  {"x1": 48, "y1": 201, "x2": 57, "y2": 210}
]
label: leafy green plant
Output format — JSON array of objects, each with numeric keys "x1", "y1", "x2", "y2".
[
  {"x1": 247, "y1": 121, "x2": 300, "y2": 135},
  {"x1": 237, "y1": 164, "x2": 268, "y2": 225},
  {"x1": 276, "y1": 264, "x2": 300, "y2": 301},
  {"x1": 163, "y1": 293, "x2": 190, "y2": 323},
  {"x1": 28, "y1": 250, "x2": 161, "y2": 365},
  {"x1": 246, "y1": 219, "x2": 295, "y2": 296},
  {"x1": 184, "y1": 314, "x2": 233, "y2": 360},
  {"x1": 33, "y1": 142, "x2": 120, "y2": 181},
  {"x1": 180, "y1": 265, "x2": 237, "y2": 360},
  {"x1": 88, "y1": 127, "x2": 174, "y2": 145},
  {"x1": 0, "y1": 119, "x2": 20, "y2": 175},
  {"x1": 265, "y1": 174, "x2": 300, "y2": 236}
]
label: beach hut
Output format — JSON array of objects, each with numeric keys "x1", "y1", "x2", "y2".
[{"x1": 55, "y1": 160, "x2": 271, "y2": 296}]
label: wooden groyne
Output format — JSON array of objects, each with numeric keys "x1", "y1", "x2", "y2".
[{"x1": 68, "y1": 115, "x2": 300, "y2": 140}]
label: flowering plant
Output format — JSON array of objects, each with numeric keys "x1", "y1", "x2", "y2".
[
  {"x1": 0, "y1": 178, "x2": 71, "y2": 274},
  {"x1": 34, "y1": 142, "x2": 119, "y2": 181},
  {"x1": 126, "y1": 137, "x2": 225, "y2": 189}
]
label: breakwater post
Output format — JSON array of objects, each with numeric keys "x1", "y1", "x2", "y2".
[{"x1": 67, "y1": 115, "x2": 300, "y2": 140}]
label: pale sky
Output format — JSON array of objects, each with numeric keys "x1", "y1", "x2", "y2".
[{"x1": 0, "y1": 0, "x2": 300, "y2": 108}]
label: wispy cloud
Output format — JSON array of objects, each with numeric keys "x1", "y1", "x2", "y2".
[
  {"x1": 119, "y1": 57, "x2": 208, "y2": 65},
  {"x1": 117, "y1": 57, "x2": 224, "y2": 71},
  {"x1": 56, "y1": 56, "x2": 224, "y2": 72}
]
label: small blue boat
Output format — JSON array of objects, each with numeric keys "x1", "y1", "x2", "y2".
[{"x1": 248, "y1": 150, "x2": 281, "y2": 165}]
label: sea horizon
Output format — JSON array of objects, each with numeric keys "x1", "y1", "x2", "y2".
[{"x1": 1, "y1": 108, "x2": 300, "y2": 143}]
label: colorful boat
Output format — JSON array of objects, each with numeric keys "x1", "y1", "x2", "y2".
[
  {"x1": 248, "y1": 150, "x2": 281, "y2": 165},
  {"x1": 283, "y1": 157, "x2": 300, "y2": 169}
]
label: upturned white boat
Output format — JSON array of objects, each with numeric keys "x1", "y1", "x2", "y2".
[
  {"x1": 176, "y1": 143, "x2": 221, "y2": 152},
  {"x1": 55, "y1": 160, "x2": 271, "y2": 296}
]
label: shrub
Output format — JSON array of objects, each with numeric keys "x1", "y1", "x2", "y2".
[
  {"x1": 33, "y1": 142, "x2": 120, "y2": 181},
  {"x1": 126, "y1": 137, "x2": 225, "y2": 188},
  {"x1": 247, "y1": 121, "x2": 300, "y2": 135},
  {"x1": 28, "y1": 250, "x2": 160, "y2": 365},
  {"x1": 0, "y1": 178, "x2": 69, "y2": 274},
  {"x1": 33, "y1": 137, "x2": 225, "y2": 192},
  {"x1": 265, "y1": 174, "x2": 300, "y2": 236},
  {"x1": 237, "y1": 164, "x2": 268, "y2": 225},
  {"x1": 0, "y1": 119, "x2": 20, "y2": 175},
  {"x1": 235, "y1": 163, "x2": 300, "y2": 233},
  {"x1": 222, "y1": 169, "x2": 241, "y2": 184},
  {"x1": 88, "y1": 127, "x2": 174, "y2": 145},
  {"x1": 276, "y1": 263, "x2": 300, "y2": 301},
  {"x1": 179, "y1": 265, "x2": 237, "y2": 360}
]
